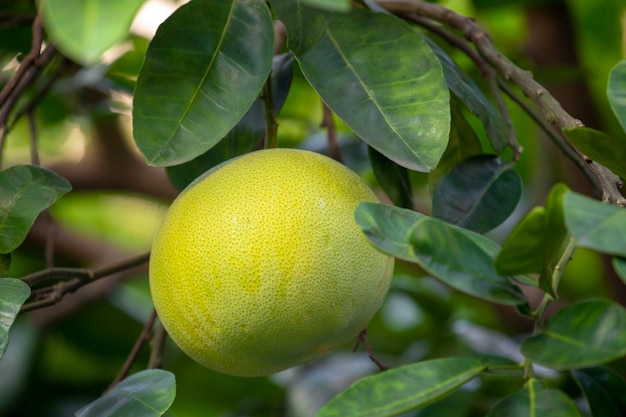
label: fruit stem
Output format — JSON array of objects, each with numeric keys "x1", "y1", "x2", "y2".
[{"x1": 262, "y1": 74, "x2": 278, "y2": 149}]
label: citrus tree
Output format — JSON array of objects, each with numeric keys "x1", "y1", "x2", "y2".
[{"x1": 1, "y1": 0, "x2": 626, "y2": 416}]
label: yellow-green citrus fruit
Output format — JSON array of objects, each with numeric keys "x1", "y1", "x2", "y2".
[{"x1": 149, "y1": 148, "x2": 394, "y2": 377}]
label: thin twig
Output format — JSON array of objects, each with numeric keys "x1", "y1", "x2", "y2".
[
  {"x1": 105, "y1": 309, "x2": 158, "y2": 392},
  {"x1": 321, "y1": 102, "x2": 343, "y2": 163},
  {"x1": 20, "y1": 252, "x2": 150, "y2": 311},
  {"x1": 148, "y1": 321, "x2": 167, "y2": 369},
  {"x1": 353, "y1": 328, "x2": 388, "y2": 371}
]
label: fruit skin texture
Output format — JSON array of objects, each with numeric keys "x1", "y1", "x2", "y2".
[{"x1": 149, "y1": 148, "x2": 394, "y2": 377}]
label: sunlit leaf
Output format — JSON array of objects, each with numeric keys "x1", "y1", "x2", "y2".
[
  {"x1": 562, "y1": 191, "x2": 626, "y2": 257},
  {"x1": 563, "y1": 127, "x2": 626, "y2": 180},
  {"x1": 0, "y1": 278, "x2": 30, "y2": 361},
  {"x1": 572, "y1": 366, "x2": 626, "y2": 417},
  {"x1": 166, "y1": 53, "x2": 294, "y2": 191},
  {"x1": 486, "y1": 379, "x2": 581, "y2": 417},
  {"x1": 521, "y1": 299, "x2": 626, "y2": 369},
  {"x1": 297, "y1": 8, "x2": 450, "y2": 172},
  {"x1": 273, "y1": 0, "x2": 329, "y2": 54},
  {"x1": 133, "y1": 0, "x2": 274, "y2": 166},
  {"x1": 495, "y1": 184, "x2": 570, "y2": 296},
  {"x1": 368, "y1": 147, "x2": 413, "y2": 209},
  {"x1": 432, "y1": 155, "x2": 522, "y2": 233},
  {"x1": 75, "y1": 369, "x2": 176, "y2": 417},
  {"x1": 428, "y1": 38, "x2": 508, "y2": 153},
  {"x1": 607, "y1": 59, "x2": 626, "y2": 133},
  {"x1": 0, "y1": 165, "x2": 72, "y2": 254},
  {"x1": 317, "y1": 357, "x2": 485, "y2": 417},
  {"x1": 38, "y1": 0, "x2": 144, "y2": 65},
  {"x1": 355, "y1": 203, "x2": 527, "y2": 306}
]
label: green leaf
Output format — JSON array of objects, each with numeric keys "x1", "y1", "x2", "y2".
[
  {"x1": 563, "y1": 127, "x2": 626, "y2": 179},
  {"x1": 607, "y1": 59, "x2": 626, "y2": 133},
  {"x1": 0, "y1": 278, "x2": 30, "y2": 361},
  {"x1": 38, "y1": 0, "x2": 144, "y2": 65},
  {"x1": 612, "y1": 257, "x2": 626, "y2": 285},
  {"x1": 166, "y1": 53, "x2": 294, "y2": 191},
  {"x1": 297, "y1": 8, "x2": 450, "y2": 172},
  {"x1": 521, "y1": 299, "x2": 626, "y2": 370},
  {"x1": 486, "y1": 379, "x2": 581, "y2": 417},
  {"x1": 75, "y1": 369, "x2": 176, "y2": 417},
  {"x1": 133, "y1": 0, "x2": 274, "y2": 167},
  {"x1": 495, "y1": 184, "x2": 570, "y2": 295},
  {"x1": 317, "y1": 357, "x2": 485, "y2": 417},
  {"x1": 432, "y1": 155, "x2": 522, "y2": 233},
  {"x1": 562, "y1": 191, "x2": 626, "y2": 257},
  {"x1": 0, "y1": 165, "x2": 72, "y2": 254},
  {"x1": 355, "y1": 203, "x2": 527, "y2": 306},
  {"x1": 302, "y1": 0, "x2": 350, "y2": 11},
  {"x1": 428, "y1": 38, "x2": 508, "y2": 153},
  {"x1": 368, "y1": 146, "x2": 413, "y2": 209},
  {"x1": 572, "y1": 366, "x2": 626, "y2": 417},
  {"x1": 273, "y1": 0, "x2": 329, "y2": 55}
]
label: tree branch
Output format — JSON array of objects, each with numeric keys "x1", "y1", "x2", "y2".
[{"x1": 377, "y1": 0, "x2": 624, "y2": 204}]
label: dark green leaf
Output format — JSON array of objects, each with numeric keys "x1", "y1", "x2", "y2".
[
  {"x1": 38, "y1": 0, "x2": 144, "y2": 64},
  {"x1": 432, "y1": 155, "x2": 522, "y2": 233},
  {"x1": 317, "y1": 357, "x2": 486, "y2": 417},
  {"x1": 428, "y1": 38, "x2": 508, "y2": 153},
  {"x1": 355, "y1": 203, "x2": 527, "y2": 305},
  {"x1": 521, "y1": 299, "x2": 626, "y2": 370},
  {"x1": 572, "y1": 366, "x2": 626, "y2": 417},
  {"x1": 133, "y1": 0, "x2": 274, "y2": 166},
  {"x1": 486, "y1": 379, "x2": 581, "y2": 417},
  {"x1": 0, "y1": 253, "x2": 10, "y2": 276},
  {"x1": 75, "y1": 369, "x2": 176, "y2": 417},
  {"x1": 302, "y1": 0, "x2": 350, "y2": 11},
  {"x1": 563, "y1": 127, "x2": 626, "y2": 179},
  {"x1": 297, "y1": 8, "x2": 450, "y2": 172},
  {"x1": 0, "y1": 278, "x2": 30, "y2": 361},
  {"x1": 562, "y1": 191, "x2": 626, "y2": 257},
  {"x1": 0, "y1": 165, "x2": 72, "y2": 254},
  {"x1": 612, "y1": 257, "x2": 626, "y2": 285},
  {"x1": 495, "y1": 183, "x2": 570, "y2": 296},
  {"x1": 607, "y1": 59, "x2": 626, "y2": 133},
  {"x1": 368, "y1": 146, "x2": 413, "y2": 209},
  {"x1": 272, "y1": 0, "x2": 330, "y2": 54},
  {"x1": 166, "y1": 53, "x2": 294, "y2": 191}
]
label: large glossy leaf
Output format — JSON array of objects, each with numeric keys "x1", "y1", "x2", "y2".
[
  {"x1": 0, "y1": 165, "x2": 71, "y2": 254},
  {"x1": 428, "y1": 38, "x2": 508, "y2": 153},
  {"x1": 38, "y1": 0, "x2": 144, "y2": 65},
  {"x1": 613, "y1": 257, "x2": 626, "y2": 285},
  {"x1": 272, "y1": 0, "x2": 329, "y2": 54},
  {"x1": 607, "y1": 59, "x2": 626, "y2": 133},
  {"x1": 368, "y1": 147, "x2": 413, "y2": 209},
  {"x1": 166, "y1": 53, "x2": 294, "y2": 191},
  {"x1": 0, "y1": 278, "x2": 30, "y2": 361},
  {"x1": 317, "y1": 357, "x2": 485, "y2": 417},
  {"x1": 563, "y1": 127, "x2": 626, "y2": 179},
  {"x1": 302, "y1": 0, "x2": 350, "y2": 11},
  {"x1": 495, "y1": 184, "x2": 570, "y2": 295},
  {"x1": 486, "y1": 379, "x2": 581, "y2": 417},
  {"x1": 432, "y1": 155, "x2": 522, "y2": 233},
  {"x1": 572, "y1": 366, "x2": 626, "y2": 417},
  {"x1": 562, "y1": 191, "x2": 626, "y2": 257},
  {"x1": 297, "y1": 8, "x2": 450, "y2": 172},
  {"x1": 521, "y1": 299, "x2": 626, "y2": 370},
  {"x1": 133, "y1": 0, "x2": 274, "y2": 167},
  {"x1": 75, "y1": 369, "x2": 175, "y2": 417},
  {"x1": 355, "y1": 203, "x2": 527, "y2": 306}
]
